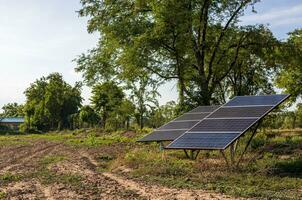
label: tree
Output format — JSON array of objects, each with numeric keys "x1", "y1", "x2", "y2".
[
  {"x1": 76, "y1": 0, "x2": 279, "y2": 108},
  {"x1": 127, "y1": 74, "x2": 160, "y2": 129},
  {"x1": 148, "y1": 101, "x2": 177, "y2": 128},
  {"x1": 117, "y1": 99, "x2": 136, "y2": 130},
  {"x1": 79, "y1": 105, "x2": 100, "y2": 127},
  {"x1": 276, "y1": 29, "x2": 302, "y2": 103},
  {"x1": 91, "y1": 81, "x2": 124, "y2": 128},
  {"x1": 1, "y1": 103, "x2": 24, "y2": 117},
  {"x1": 24, "y1": 73, "x2": 82, "y2": 131}
]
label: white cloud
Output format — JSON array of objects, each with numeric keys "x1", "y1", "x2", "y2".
[{"x1": 241, "y1": 4, "x2": 302, "y2": 27}]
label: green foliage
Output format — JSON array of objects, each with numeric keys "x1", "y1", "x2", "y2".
[
  {"x1": 276, "y1": 29, "x2": 302, "y2": 102},
  {"x1": 79, "y1": 105, "x2": 100, "y2": 127},
  {"x1": 0, "y1": 103, "x2": 24, "y2": 117},
  {"x1": 77, "y1": 0, "x2": 281, "y2": 106},
  {"x1": 272, "y1": 158, "x2": 302, "y2": 177},
  {"x1": 148, "y1": 101, "x2": 178, "y2": 128},
  {"x1": 91, "y1": 81, "x2": 124, "y2": 129},
  {"x1": 127, "y1": 74, "x2": 160, "y2": 129},
  {"x1": 0, "y1": 173, "x2": 21, "y2": 183},
  {"x1": 39, "y1": 156, "x2": 65, "y2": 166},
  {"x1": 0, "y1": 192, "x2": 5, "y2": 199},
  {"x1": 23, "y1": 73, "x2": 82, "y2": 131}
]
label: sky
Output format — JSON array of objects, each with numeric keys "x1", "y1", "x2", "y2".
[{"x1": 0, "y1": 0, "x2": 301, "y2": 110}]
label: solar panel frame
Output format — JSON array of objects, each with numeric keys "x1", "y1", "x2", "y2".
[
  {"x1": 138, "y1": 105, "x2": 221, "y2": 142},
  {"x1": 166, "y1": 94, "x2": 290, "y2": 150}
]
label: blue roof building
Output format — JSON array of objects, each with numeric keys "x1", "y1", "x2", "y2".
[
  {"x1": 0, "y1": 117, "x2": 24, "y2": 130},
  {"x1": 0, "y1": 117, "x2": 24, "y2": 123}
]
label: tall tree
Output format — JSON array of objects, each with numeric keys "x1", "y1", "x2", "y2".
[
  {"x1": 1, "y1": 103, "x2": 24, "y2": 117},
  {"x1": 76, "y1": 0, "x2": 278, "y2": 108},
  {"x1": 127, "y1": 74, "x2": 160, "y2": 129},
  {"x1": 276, "y1": 29, "x2": 302, "y2": 103},
  {"x1": 91, "y1": 81, "x2": 124, "y2": 128},
  {"x1": 24, "y1": 73, "x2": 82, "y2": 131}
]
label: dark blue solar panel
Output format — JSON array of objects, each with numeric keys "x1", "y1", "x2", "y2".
[
  {"x1": 174, "y1": 113, "x2": 209, "y2": 121},
  {"x1": 190, "y1": 118, "x2": 257, "y2": 132},
  {"x1": 138, "y1": 105, "x2": 221, "y2": 142},
  {"x1": 166, "y1": 94, "x2": 290, "y2": 150},
  {"x1": 188, "y1": 105, "x2": 220, "y2": 113},
  {"x1": 207, "y1": 106, "x2": 273, "y2": 118},
  {"x1": 167, "y1": 132, "x2": 238, "y2": 149},
  {"x1": 224, "y1": 94, "x2": 289, "y2": 107},
  {"x1": 158, "y1": 121, "x2": 199, "y2": 130},
  {"x1": 137, "y1": 130, "x2": 186, "y2": 142}
]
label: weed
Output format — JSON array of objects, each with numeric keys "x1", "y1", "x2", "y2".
[
  {"x1": 34, "y1": 169, "x2": 82, "y2": 186},
  {"x1": 0, "y1": 173, "x2": 21, "y2": 183},
  {"x1": 0, "y1": 191, "x2": 6, "y2": 200},
  {"x1": 39, "y1": 155, "x2": 65, "y2": 166},
  {"x1": 271, "y1": 158, "x2": 302, "y2": 177}
]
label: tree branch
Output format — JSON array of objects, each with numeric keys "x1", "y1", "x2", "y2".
[{"x1": 208, "y1": 0, "x2": 252, "y2": 78}]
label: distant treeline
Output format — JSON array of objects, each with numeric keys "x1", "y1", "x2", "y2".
[{"x1": 0, "y1": 75, "x2": 302, "y2": 132}]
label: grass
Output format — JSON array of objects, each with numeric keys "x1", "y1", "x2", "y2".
[
  {"x1": 39, "y1": 155, "x2": 66, "y2": 166},
  {"x1": 0, "y1": 192, "x2": 5, "y2": 200},
  {"x1": 33, "y1": 155, "x2": 82, "y2": 187},
  {"x1": 34, "y1": 169, "x2": 83, "y2": 186},
  {"x1": 115, "y1": 130, "x2": 302, "y2": 200},
  {"x1": 0, "y1": 128, "x2": 301, "y2": 199},
  {"x1": 0, "y1": 173, "x2": 21, "y2": 183},
  {"x1": 0, "y1": 130, "x2": 136, "y2": 148}
]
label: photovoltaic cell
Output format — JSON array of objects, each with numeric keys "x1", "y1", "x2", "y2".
[
  {"x1": 167, "y1": 94, "x2": 290, "y2": 150},
  {"x1": 190, "y1": 118, "x2": 257, "y2": 132},
  {"x1": 224, "y1": 95, "x2": 289, "y2": 107},
  {"x1": 137, "y1": 130, "x2": 186, "y2": 142},
  {"x1": 166, "y1": 132, "x2": 238, "y2": 149},
  {"x1": 207, "y1": 106, "x2": 273, "y2": 118},
  {"x1": 138, "y1": 105, "x2": 221, "y2": 142},
  {"x1": 188, "y1": 105, "x2": 220, "y2": 113},
  {"x1": 174, "y1": 113, "x2": 209, "y2": 121},
  {"x1": 158, "y1": 121, "x2": 199, "y2": 130}
]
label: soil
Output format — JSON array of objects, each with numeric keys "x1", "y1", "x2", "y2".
[{"x1": 0, "y1": 140, "x2": 243, "y2": 199}]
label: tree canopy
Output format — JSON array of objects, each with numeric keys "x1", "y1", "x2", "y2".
[
  {"x1": 23, "y1": 73, "x2": 82, "y2": 131},
  {"x1": 0, "y1": 103, "x2": 24, "y2": 118},
  {"x1": 76, "y1": 0, "x2": 280, "y2": 109}
]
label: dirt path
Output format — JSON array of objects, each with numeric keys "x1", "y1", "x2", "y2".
[
  {"x1": 80, "y1": 150, "x2": 240, "y2": 200},
  {"x1": 0, "y1": 140, "x2": 241, "y2": 199}
]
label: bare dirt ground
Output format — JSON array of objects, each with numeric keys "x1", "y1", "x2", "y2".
[{"x1": 0, "y1": 140, "x2": 242, "y2": 200}]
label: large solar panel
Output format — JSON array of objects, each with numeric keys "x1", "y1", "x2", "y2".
[
  {"x1": 138, "y1": 105, "x2": 220, "y2": 142},
  {"x1": 167, "y1": 94, "x2": 290, "y2": 150}
]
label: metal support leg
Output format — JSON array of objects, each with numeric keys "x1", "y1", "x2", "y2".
[
  {"x1": 194, "y1": 150, "x2": 200, "y2": 160},
  {"x1": 236, "y1": 122, "x2": 261, "y2": 167},
  {"x1": 230, "y1": 143, "x2": 235, "y2": 165},
  {"x1": 159, "y1": 142, "x2": 165, "y2": 151},
  {"x1": 220, "y1": 150, "x2": 230, "y2": 168},
  {"x1": 184, "y1": 150, "x2": 190, "y2": 159},
  {"x1": 190, "y1": 150, "x2": 195, "y2": 160}
]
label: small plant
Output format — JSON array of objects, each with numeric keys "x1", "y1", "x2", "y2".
[
  {"x1": 0, "y1": 173, "x2": 20, "y2": 183},
  {"x1": 39, "y1": 155, "x2": 65, "y2": 166},
  {"x1": 0, "y1": 191, "x2": 6, "y2": 199}
]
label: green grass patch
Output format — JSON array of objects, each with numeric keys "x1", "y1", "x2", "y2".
[
  {"x1": 66, "y1": 133, "x2": 133, "y2": 147},
  {"x1": 271, "y1": 158, "x2": 302, "y2": 177},
  {"x1": 0, "y1": 173, "x2": 21, "y2": 183},
  {"x1": 34, "y1": 169, "x2": 82, "y2": 186},
  {"x1": 39, "y1": 155, "x2": 65, "y2": 166},
  {"x1": 0, "y1": 191, "x2": 6, "y2": 200},
  {"x1": 117, "y1": 137, "x2": 302, "y2": 200}
]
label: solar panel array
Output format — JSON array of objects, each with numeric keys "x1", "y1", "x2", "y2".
[
  {"x1": 138, "y1": 105, "x2": 221, "y2": 142},
  {"x1": 167, "y1": 94, "x2": 290, "y2": 150}
]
